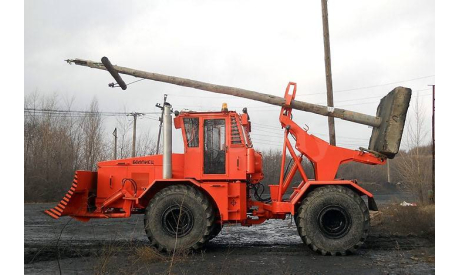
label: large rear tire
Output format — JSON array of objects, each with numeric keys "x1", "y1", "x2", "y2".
[
  {"x1": 144, "y1": 185, "x2": 215, "y2": 252},
  {"x1": 296, "y1": 185, "x2": 370, "y2": 255},
  {"x1": 208, "y1": 222, "x2": 223, "y2": 241}
]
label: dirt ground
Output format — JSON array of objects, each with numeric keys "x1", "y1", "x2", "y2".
[{"x1": 24, "y1": 189, "x2": 434, "y2": 275}]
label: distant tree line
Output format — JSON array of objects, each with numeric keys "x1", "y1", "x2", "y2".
[
  {"x1": 24, "y1": 93, "x2": 433, "y2": 204},
  {"x1": 24, "y1": 93, "x2": 156, "y2": 202},
  {"x1": 258, "y1": 146, "x2": 432, "y2": 201}
]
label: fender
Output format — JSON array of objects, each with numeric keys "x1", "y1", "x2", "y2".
[
  {"x1": 138, "y1": 178, "x2": 235, "y2": 221},
  {"x1": 292, "y1": 180, "x2": 378, "y2": 211},
  {"x1": 138, "y1": 178, "x2": 203, "y2": 200}
]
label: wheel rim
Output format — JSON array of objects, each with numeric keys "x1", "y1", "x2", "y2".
[
  {"x1": 161, "y1": 204, "x2": 194, "y2": 237},
  {"x1": 317, "y1": 206, "x2": 352, "y2": 239}
]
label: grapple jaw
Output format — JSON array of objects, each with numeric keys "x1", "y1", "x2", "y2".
[
  {"x1": 369, "y1": 87, "x2": 412, "y2": 159},
  {"x1": 44, "y1": 171, "x2": 97, "y2": 222}
]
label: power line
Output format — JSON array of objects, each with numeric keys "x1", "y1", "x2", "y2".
[
  {"x1": 251, "y1": 123, "x2": 369, "y2": 141},
  {"x1": 297, "y1": 75, "x2": 435, "y2": 96},
  {"x1": 252, "y1": 135, "x2": 367, "y2": 148},
  {"x1": 251, "y1": 122, "x2": 281, "y2": 129},
  {"x1": 171, "y1": 88, "x2": 432, "y2": 112},
  {"x1": 26, "y1": 107, "x2": 363, "y2": 142},
  {"x1": 294, "y1": 88, "x2": 432, "y2": 107},
  {"x1": 24, "y1": 112, "x2": 122, "y2": 118},
  {"x1": 336, "y1": 92, "x2": 432, "y2": 108},
  {"x1": 252, "y1": 130, "x2": 283, "y2": 137},
  {"x1": 251, "y1": 139, "x2": 283, "y2": 147},
  {"x1": 314, "y1": 88, "x2": 431, "y2": 106},
  {"x1": 166, "y1": 75, "x2": 434, "y2": 100},
  {"x1": 24, "y1": 108, "x2": 161, "y2": 116},
  {"x1": 127, "y1": 112, "x2": 145, "y2": 157},
  {"x1": 251, "y1": 136, "x2": 283, "y2": 144},
  {"x1": 141, "y1": 116, "x2": 161, "y2": 121},
  {"x1": 24, "y1": 113, "x2": 98, "y2": 118},
  {"x1": 168, "y1": 94, "x2": 233, "y2": 99},
  {"x1": 233, "y1": 90, "x2": 432, "y2": 111},
  {"x1": 310, "y1": 132, "x2": 368, "y2": 141}
]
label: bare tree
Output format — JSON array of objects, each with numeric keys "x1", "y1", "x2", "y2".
[
  {"x1": 115, "y1": 114, "x2": 133, "y2": 159},
  {"x1": 24, "y1": 93, "x2": 110, "y2": 202},
  {"x1": 63, "y1": 95, "x2": 84, "y2": 171},
  {"x1": 24, "y1": 92, "x2": 78, "y2": 201},
  {"x1": 136, "y1": 129, "x2": 157, "y2": 156},
  {"x1": 259, "y1": 148, "x2": 315, "y2": 195},
  {"x1": 337, "y1": 162, "x2": 387, "y2": 183},
  {"x1": 395, "y1": 94, "x2": 432, "y2": 204},
  {"x1": 81, "y1": 98, "x2": 106, "y2": 170}
]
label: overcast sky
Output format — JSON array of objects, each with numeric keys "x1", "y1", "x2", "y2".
[{"x1": 24, "y1": 0, "x2": 435, "y2": 153}]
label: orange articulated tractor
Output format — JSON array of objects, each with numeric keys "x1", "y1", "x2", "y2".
[{"x1": 46, "y1": 57, "x2": 411, "y2": 255}]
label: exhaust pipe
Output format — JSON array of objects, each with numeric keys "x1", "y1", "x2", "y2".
[{"x1": 163, "y1": 103, "x2": 172, "y2": 179}]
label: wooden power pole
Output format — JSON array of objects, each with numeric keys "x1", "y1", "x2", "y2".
[
  {"x1": 430, "y1": 84, "x2": 435, "y2": 203},
  {"x1": 321, "y1": 0, "x2": 336, "y2": 146},
  {"x1": 128, "y1": 112, "x2": 144, "y2": 157},
  {"x1": 155, "y1": 94, "x2": 168, "y2": 155},
  {"x1": 113, "y1": 128, "x2": 117, "y2": 159}
]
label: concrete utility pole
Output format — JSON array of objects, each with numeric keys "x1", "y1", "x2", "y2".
[
  {"x1": 69, "y1": 58, "x2": 384, "y2": 127},
  {"x1": 155, "y1": 94, "x2": 168, "y2": 155},
  {"x1": 430, "y1": 84, "x2": 435, "y2": 203},
  {"x1": 113, "y1": 128, "x2": 117, "y2": 159},
  {"x1": 128, "y1": 112, "x2": 144, "y2": 157},
  {"x1": 68, "y1": 57, "x2": 413, "y2": 158},
  {"x1": 321, "y1": 0, "x2": 336, "y2": 146}
]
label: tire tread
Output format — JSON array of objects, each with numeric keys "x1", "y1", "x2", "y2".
[
  {"x1": 144, "y1": 184, "x2": 215, "y2": 253},
  {"x1": 295, "y1": 185, "x2": 370, "y2": 256}
]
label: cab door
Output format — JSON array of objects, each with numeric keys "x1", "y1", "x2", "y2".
[
  {"x1": 203, "y1": 118, "x2": 227, "y2": 176},
  {"x1": 182, "y1": 117, "x2": 202, "y2": 179}
]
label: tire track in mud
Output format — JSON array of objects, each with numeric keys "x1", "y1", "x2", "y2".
[
  {"x1": 25, "y1": 203, "x2": 435, "y2": 275},
  {"x1": 25, "y1": 235, "x2": 431, "y2": 264},
  {"x1": 25, "y1": 203, "x2": 431, "y2": 264}
]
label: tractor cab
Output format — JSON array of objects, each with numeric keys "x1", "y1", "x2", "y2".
[{"x1": 173, "y1": 105, "x2": 263, "y2": 183}]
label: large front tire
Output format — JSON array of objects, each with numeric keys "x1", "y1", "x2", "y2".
[
  {"x1": 296, "y1": 185, "x2": 370, "y2": 255},
  {"x1": 144, "y1": 185, "x2": 215, "y2": 252}
]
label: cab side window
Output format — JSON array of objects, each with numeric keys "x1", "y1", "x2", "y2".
[{"x1": 184, "y1": 118, "x2": 199, "y2": 147}]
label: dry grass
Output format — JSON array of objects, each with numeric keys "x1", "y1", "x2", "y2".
[
  {"x1": 133, "y1": 246, "x2": 168, "y2": 263},
  {"x1": 131, "y1": 245, "x2": 191, "y2": 263},
  {"x1": 94, "y1": 242, "x2": 121, "y2": 275},
  {"x1": 380, "y1": 204, "x2": 435, "y2": 240},
  {"x1": 94, "y1": 244, "x2": 193, "y2": 275}
]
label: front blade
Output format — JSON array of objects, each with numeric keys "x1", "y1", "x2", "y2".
[{"x1": 44, "y1": 171, "x2": 97, "y2": 220}]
